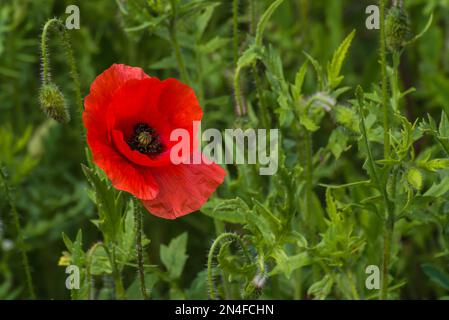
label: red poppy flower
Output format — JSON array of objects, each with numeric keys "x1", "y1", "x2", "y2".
[{"x1": 83, "y1": 64, "x2": 226, "y2": 219}]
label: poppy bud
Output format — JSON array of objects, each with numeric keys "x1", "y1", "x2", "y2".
[
  {"x1": 385, "y1": 6, "x2": 411, "y2": 52},
  {"x1": 38, "y1": 83, "x2": 70, "y2": 123}
]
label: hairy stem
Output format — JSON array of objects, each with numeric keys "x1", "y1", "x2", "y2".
[
  {"x1": 41, "y1": 18, "x2": 83, "y2": 114},
  {"x1": 304, "y1": 130, "x2": 315, "y2": 242},
  {"x1": 135, "y1": 203, "x2": 148, "y2": 300},
  {"x1": 108, "y1": 245, "x2": 126, "y2": 300},
  {"x1": 249, "y1": 0, "x2": 256, "y2": 34},
  {"x1": 207, "y1": 232, "x2": 251, "y2": 299},
  {"x1": 169, "y1": 1, "x2": 190, "y2": 84},
  {"x1": 381, "y1": 216, "x2": 394, "y2": 299},
  {"x1": 356, "y1": 86, "x2": 394, "y2": 300},
  {"x1": 380, "y1": 0, "x2": 390, "y2": 157},
  {"x1": 0, "y1": 167, "x2": 36, "y2": 299},
  {"x1": 233, "y1": 0, "x2": 239, "y2": 67}
]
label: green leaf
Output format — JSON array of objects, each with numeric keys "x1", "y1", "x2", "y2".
[
  {"x1": 328, "y1": 127, "x2": 350, "y2": 159},
  {"x1": 201, "y1": 197, "x2": 248, "y2": 224},
  {"x1": 308, "y1": 274, "x2": 334, "y2": 300},
  {"x1": 126, "y1": 273, "x2": 159, "y2": 300},
  {"x1": 255, "y1": 0, "x2": 285, "y2": 46},
  {"x1": 327, "y1": 30, "x2": 356, "y2": 89},
  {"x1": 424, "y1": 176, "x2": 449, "y2": 197},
  {"x1": 90, "y1": 246, "x2": 112, "y2": 275},
  {"x1": 334, "y1": 105, "x2": 359, "y2": 133},
  {"x1": 422, "y1": 263, "x2": 449, "y2": 291},
  {"x1": 186, "y1": 270, "x2": 208, "y2": 299},
  {"x1": 160, "y1": 232, "x2": 189, "y2": 279},
  {"x1": 405, "y1": 14, "x2": 433, "y2": 46},
  {"x1": 303, "y1": 51, "x2": 323, "y2": 87},
  {"x1": 237, "y1": 45, "x2": 263, "y2": 70},
  {"x1": 291, "y1": 62, "x2": 308, "y2": 102},
  {"x1": 300, "y1": 114, "x2": 320, "y2": 132},
  {"x1": 61, "y1": 230, "x2": 88, "y2": 300},
  {"x1": 419, "y1": 158, "x2": 449, "y2": 172},
  {"x1": 269, "y1": 249, "x2": 311, "y2": 278},
  {"x1": 406, "y1": 167, "x2": 423, "y2": 191},
  {"x1": 81, "y1": 164, "x2": 124, "y2": 242}
]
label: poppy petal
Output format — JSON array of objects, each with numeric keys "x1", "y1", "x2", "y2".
[
  {"x1": 86, "y1": 64, "x2": 150, "y2": 111},
  {"x1": 89, "y1": 140, "x2": 159, "y2": 200},
  {"x1": 158, "y1": 78, "x2": 203, "y2": 129},
  {"x1": 141, "y1": 155, "x2": 226, "y2": 219}
]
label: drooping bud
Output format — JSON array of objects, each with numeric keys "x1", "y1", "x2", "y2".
[
  {"x1": 385, "y1": 5, "x2": 411, "y2": 52},
  {"x1": 38, "y1": 83, "x2": 70, "y2": 123}
]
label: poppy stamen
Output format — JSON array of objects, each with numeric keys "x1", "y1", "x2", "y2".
[{"x1": 127, "y1": 123, "x2": 163, "y2": 156}]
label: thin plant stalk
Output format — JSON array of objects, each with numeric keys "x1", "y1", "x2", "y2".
[
  {"x1": 169, "y1": 0, "x2": 190, "y2": 85},
  {"x1": 213, "y1": 219, "x2": 232, "y2": 299},
  {"x1": 379, "y1": 0, "x2": 392, "y2": 300},
  {"x1": 135, "y1": 202, "x2": 148, "y2": 300},
  {"x1": 233, "y1": 0, "x2": 239, "y2": 67},
  {"x1": 379, "y1": 0, "x2": 390, "y2": 157},
  {"x1": 0, "y1": 168, "x2": 36, "y2": 299},
  {"x1": 41, "y1": 18, "x2": 83, "y2": 115},
  {"x1": 108, "y1": 245, "x2": 126, "y2": 300},
  {"x1": 207, "y1": 232, "x2": 251, "y2": 299},
  {"x1": 356, "y1": 86, "x2": 393, "y2": 300}
]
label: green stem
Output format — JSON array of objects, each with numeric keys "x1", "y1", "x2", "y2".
[
  {"x1": 233, "y1": 0, "x2": 239, "y2": 67},
  {"x1": 41, "y1": 18, "x2": 83, "y2": 114},
  {"x1": 356, "y1": 86, "x2": 394, "y2": 300},
  {"x1": 169, "y1": 1, "x2": 190, "y2": 84},
  {"x1": 135, "y1": 203, "x2": 148, "y2": 300},
  {"x1": 108, "y1": 245, "x2": 126, "y2": 300},
  {"x1": 0, "y1": 167, "x2": 36, "y2": 299},
  {"x1": 381, "y1": 216, "x2": 394, "y2": 299},
  {"x1": 346, "y1": 270, "x2": 360, "y2": 300},
  {"x1": 249, "y1": 0, "x2": 256, "y2": 34},
  {"x1": 86, "y1": 242, "x2": 105, "y2": 300},
  {"x1": 293, "y1": 268, "x2": 302, "y2": 300},
  {"x1": 207, "y1": 232, "x2": 251, "y2": 300},
  {"x1": 233, "y1": 67, "x2": 244, "y2": 116},
  {"x1": 252, "y1": 64, "x2": 270, "y2": 128},
  {"x1": 380, "y1": 0, "x2": 390, "y2": 157},
  {"x1": 213, "y1": 220, "x2": 232, "y2": 299},
  {"x1": 304, "y1": 130, "x2": 315, "y2": 242}
]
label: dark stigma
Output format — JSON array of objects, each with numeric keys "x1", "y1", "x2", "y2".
[{"x1": 127, "y1": 123, "x2": 163, "y2": 156}]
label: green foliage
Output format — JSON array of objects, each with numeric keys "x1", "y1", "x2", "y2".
[{"x1": 160, "y1": 232, "x2": 189, "y2": 279}]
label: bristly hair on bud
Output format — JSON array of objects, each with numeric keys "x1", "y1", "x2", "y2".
[
  {"x1": 385, "y1": 5, "x2": 411, "y2": 52},
  {"x1": 39, "y1": 83, "x2": 70, "y2": 123},
  {"x1": 38, "y1": 18, "x2": 83, "y2": 126}
]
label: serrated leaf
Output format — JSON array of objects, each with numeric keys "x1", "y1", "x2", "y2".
[
  {"x1": 291, "y1": 62, "x2": 308, "y2": 102},
  {"x1": 422, "y1": 263, "x2": 449, "y2": 291},
  {"x1": 303, "y1": 51, "x2": 323, "y2": 87},
  {"x1": 308, "y1": 274, "x2": 334, "y2": 300},
  {"x1": 327, "y1": 30, "x2": 355, "y2": 89},
  {"x1": 269, "y1": 249, "x2": 311, "y2": 278},
  {"x1": 334, "y1": 105, "x2": 359, "y2": 133},
  {"x1": 424, "y1": 176, "x2": 449, "y2": 197},
  {"x1": 328, "y1": 128, "x2": 349, "y2": 159},
  {"x1": 160, "y1": 232, "x2": 188, "y2": 279},
  {"x1": 255, "y1": 0, "x2": 285, "y2": 45},
  {"x1": 406, "y1": 167, "x2": 423, "y2": 191},
  {"x1": 237, "y1": 45, "x2": 263, "y2": 69},
  {"x1": 419, "y1": 159, "x2": 449, "y2": 172},
  {"x1": 201, "y1": 197, "x2": 248, "y2": 224}
]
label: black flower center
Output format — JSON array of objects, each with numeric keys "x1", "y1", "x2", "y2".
[{"x1": 127, "y1": 123, "x2": 163, "y2": 156}]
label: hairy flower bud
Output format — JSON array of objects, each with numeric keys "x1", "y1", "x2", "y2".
[
  {"x1": 385, "y1": 6, "x2": 411, "y2": 52},
  {"x1": 38, "y1": 83, "x2": 70, "y2": 123}
]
